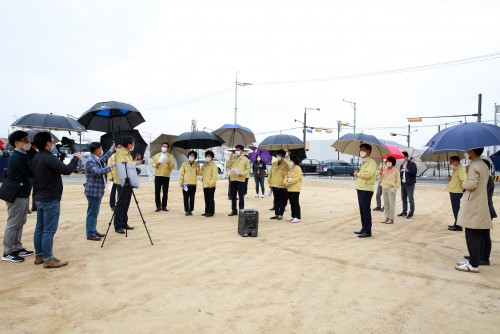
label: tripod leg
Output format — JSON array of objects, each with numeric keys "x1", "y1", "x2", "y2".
[
  {"x1": 101, "y1": 209, "x2": 117, "y2": 248},
  {"x1": 130, "y1": 189, "x2": 154, "y2": 245}
]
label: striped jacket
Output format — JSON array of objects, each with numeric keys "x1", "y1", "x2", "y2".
[{"x1": 84, "y1": 150, "x2": 113, "y2": 198}]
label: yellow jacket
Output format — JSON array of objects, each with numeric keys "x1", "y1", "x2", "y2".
[
  {"x1": 446, "y1": 164, "x2": 466, "y2": 193},
  {"x1": 108, "y1": 153, "x2": 117, "y2": 182},
  {"x1": 355, "y1": 156, "x2": 377, "y2": 191},
  {"x1": 113, "y1": 147, "x2": 134, "y2": 185},
  {"x1": 201, "y1": 161, "x2": 218, "y2": 188},
  {"x1": 268, "y1": 160, "x2": 290, "y2": 188},
  {"x1": 284, "y1": 165, "x2": 303, "y2": 192},
  {"x1": 179, "y1": 161, "x2": 200, "y2": 185},
  {"x1": 151, "y1": 152, "x2": 174, "y2": 177},
  {"x1": 380, "y1": 166, "x2": 401, "y2": 190},
  {"x1": 226, "y1": 156, "x2": 250, "y2": 182}
]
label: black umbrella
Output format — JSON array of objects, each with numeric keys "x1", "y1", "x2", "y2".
[
  {"x1": 11, "y1": 113, "x2": 86, "y2": 132},
  {"x1": 78, "y1": 101, "x2": 145, "y2": 135},
  {"x1": 270, "y1": 148, "x2": 307, "y2": 164},
  {"x1": 258, "y1": 134, "x2": 305, "y2": 150},
  {"x1": 172, "y1": 131, "x2": 224, "y2": 149},
  {"x1": 100, "y1": 130, "x2": 147, "y2": 160}
]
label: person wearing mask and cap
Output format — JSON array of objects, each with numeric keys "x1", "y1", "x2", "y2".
[
  {"x1": 353, "y1": 144, "x2": 377, "y2": 238},
  {"x1": 151, "y1": 142, "x2": 174, "y2": 212},
  {"x1": 268, "y1": 149, "x2": 290, "y2": 220},
  {"x1": 284, "y1": 155, "x2": 303, "y2": 223},
  {"x1": 397, "y1": 151, "x2": 417, "y2": 219},
  {"x1": 178, "y1": 150, "x2": 200, "y2": 216},
  {"x1": 379, "y1": 156, "x2": 400, "y2": 224},
  {"x1": 201, "y1": 150, "x2": 218, "y2": 217},
  {"x1": 446, "y1": 156, "x2": 467, "y2": 231},
  {"x1": 227, "y1": 145, "x2": 250, "y2": 216}
]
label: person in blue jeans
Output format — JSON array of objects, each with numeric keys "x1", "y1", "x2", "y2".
[
  {"x1": 252, "y1": 154, "x2": 266, "y2": 198},
  {"x1": 31, "y1": 132, "x2": 81, "y2": 269},
  {"x1": 84, "y1": 142, "x2": 116, "y2": 241}
]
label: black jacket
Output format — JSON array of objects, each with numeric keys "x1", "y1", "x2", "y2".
[
  {"x1": 400, "y1": 160, "x2": 417, "y2": 186},
  {"x1": 32, "y1": 150, "x2": 79, "y2": 202},
  {"x1": 6, "y1": 150, "x2": 33, "y2": 198},
  {"x1": 253, "y1": 161, "x2": 267, "y2": 177}
]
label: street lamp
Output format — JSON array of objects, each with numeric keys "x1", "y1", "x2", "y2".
[
  {"x1": 390, "y1": 125, "x2": 417, "y2": 147},
  {"x1": 303, "y1": 107, "x2": 320, "y2": 149},
  {"x1": 234, "y1": 72, "x2": 252, "y2": 124},
  {"x1": 343, "y1": 99, "x2": 356, "y2": 134}
]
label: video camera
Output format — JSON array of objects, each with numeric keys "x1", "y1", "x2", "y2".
[{"x1": 60, "y1": 137, "x2": 76, "y2": 154}]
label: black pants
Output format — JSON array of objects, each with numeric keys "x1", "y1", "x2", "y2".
[
  {"x1": 288, "y1": 191, "x2": 301, "y2": 219},
  {"x1": 154, "y1": 176, "x2": 170, "y2": 209},
  {"x1": 465, "y1": 228, "x2": 481, "y2": 267},
  {"x1": 114, "y1": 185, "x2": 132, "y2": 229},
  {"x1": 480, "y1": 229, "x2": 492, "y2": 261},
  {"x1": 183, "y1": 185, "x2": 196, "y2": 212},
  {"x1": 230, "y1": 181, "x2": 246, "y2": 211},
  {"x1": 203, "y1": 187, "x2": 216, "y2": 215},
  {"x1": 244, "y1": 178, "x2": 249, "y2": 195},
  {"x1": 449, "y1": 192, "x2": 463, "y2": 226},
  {"x1": 357, "y1": 190, "x2": 374, "y2": 234},
  {"x1": 272, "y1": 187, "x2": 288, "y2": 216},
  {"x1": 109, "y1": 183, "x2": 118, "y2": 209}
]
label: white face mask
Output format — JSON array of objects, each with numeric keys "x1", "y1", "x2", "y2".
[
  {"x1": 22, "y1": 143, "x2": 32, "y2": 151},
  {"x1": 235, "y1": 150, "x2": 241, "y2": 157},
  {"x1": 386, "y1": 162, "x2": 393, "y2": 167},
  {"x1": 257, "y1": 157, "x2": 261, "y2": 161},
  {"x1": 359, "y1": 151, "x2": 367, "y2": 158},
  {"x1": 205, "y1": 156, "x2": 212, "y2": 162},
  {"x1": 161, "y1": 147, "x2": 167, "y2": 153},
  {"x1": 277, "y1": 155, "x2": 282, "y2": 161},
  {"x1": 464, "y1": 152, "x2": 470, "y2": 160},
  {"x1": 130, "y1": 146, "x2": 135, "y2": 152},
  {"x1": 189, "y1": 156, "x2": 195, "y2": 162}
]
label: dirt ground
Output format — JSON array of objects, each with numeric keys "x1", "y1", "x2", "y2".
[{"x1": 0, "y1": 177, "x2": 499, "y2": 333}]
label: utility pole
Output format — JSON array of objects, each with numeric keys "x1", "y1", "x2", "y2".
[
  {"x1": 477, "y1": 93, "x2": 482, "y2": 122},
  {"x1": 343, "y1": 100, "x2": 356, "y2": 134},
  {"x1": 234, "y1": 72, "x2": 251, "y2": 124},
  {"x1": 303, "y1": 107, "x2": 320, "y2": 149},
  {"x1": 407, "y1": 124, "x2": 411, "y2": 147}
]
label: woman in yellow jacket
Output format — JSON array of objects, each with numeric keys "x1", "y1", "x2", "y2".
[
  {"x1": 380, "y1": 156, "x2": 401, "y2": 224},
  {"x1": 284, "y1": 156, "x2": 303, "y2": 223},
  {"x1": 268, "y1": 149, "x2": 290, "y2": 220},
  {"x1": 201, "y1": 150, "x2": 218, "y2": 217},
  {"x1": 178, "y1": 151, "x2": 201, "y2": 216}
]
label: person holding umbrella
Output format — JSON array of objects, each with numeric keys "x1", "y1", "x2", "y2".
[
  {"x1": 284, "y1": 155, "x2": 303, "y2": 223},
  {"x1": 178, "y1": 151, "x2": 201, "y2": 216},
  {"x1": 201, "y1": 150, "x2": 218, "y2": 217},
  {"x1": 268, "y1": 149, "x2": 290, "y2": 220},
  {"x1": 227, "y1": 145, "x2": 250, "y2": 216},
  {"x1": 151, "y1": 142, "x2": 174, "y2": 212},
  {"x1": 353, "y1": 144, "x2": 377, "y2": 238},
  {"x1": 446, "y1": 156, "x2": 467, "y2": 232}
]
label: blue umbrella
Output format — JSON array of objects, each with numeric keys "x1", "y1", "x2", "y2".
[
  {"x1": 332, "y1": 133, "x2": 389, "y2": 158},
  {"x1": 213, "y1": 123, "x2": 256, "y2": 147},
  {"x1": 425, "y1": 122, "x2": 500, "y2": 151}
]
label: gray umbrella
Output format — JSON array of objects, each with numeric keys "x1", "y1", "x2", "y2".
[
  {"x1": 150, "y1": 134, "x2": 189, "y2": 170},
  {"x1": 258, "y1": 134, "x2": 304, "y2": 150},
  {"x1": 11, "y1": 113, "x2": 86, "y2": 132},
  {"x1": 332, "y1": 133, "x2": 389, "y2": 158},
  {"x1": 420, "y1": 148, "x2": 465, "y2": 162}
]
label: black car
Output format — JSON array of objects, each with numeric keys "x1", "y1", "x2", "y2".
[
  {"x1": 300, "y1": 158, "x2": 320, "y2": 174},
  {"x1": 317, "y1": 160, "x2": 357, "y2": 176}
]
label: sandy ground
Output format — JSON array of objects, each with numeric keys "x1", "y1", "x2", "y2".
[{"x1": 0, "y1": 176, "x2": 499, "y2": 333}]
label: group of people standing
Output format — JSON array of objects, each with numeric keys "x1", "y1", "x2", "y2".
[{"x1": 352, "y1": 143, "x2": 495, "y2": 273}]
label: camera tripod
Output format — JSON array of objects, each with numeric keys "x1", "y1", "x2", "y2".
[{"x1": 101, "y1": 163, "x2": 153, "y2": 247}]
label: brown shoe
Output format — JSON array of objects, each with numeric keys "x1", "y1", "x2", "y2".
[
  {"x1": 87, "y1": 235, "x2": 101, "y2": 241},
  {"x1": 380, "y1": 218, "x2": 389, "y2": 224},
  {"x1": 43, "y1": 258, "x2": 68, "y2": 268},
  {"x1": 386, "y1": 219, "x2": 394, "y2": 224},
  {"x1": 34, "y1": 255, "x2": 44, "y2": 265}
]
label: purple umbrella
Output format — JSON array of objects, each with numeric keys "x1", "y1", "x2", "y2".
[{"x1": 248, "y1": 148, "x2": 272, "y2": 164}]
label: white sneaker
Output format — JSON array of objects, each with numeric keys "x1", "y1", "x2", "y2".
[
  {"x1": 455, "y1": 261, "x2": 479, "y2": 273},
  {"x1": 244, "y1": 195, "x2": 248, "y2": 199},
  {"x1": 456, "y1": 260, "x2": 468, "y2": 266},
  {"x1": 255, "y1": 194, "x2": 259, "y2": 198},
  {"x1": 261, "y1": 195, "x2": 265, "y2": 198},
  {"x1": 291, "y1": 218, "x2": 301, "y2": 223},
  {"x1": 286, "y1": 217, "x2": 294, "y2": 222}
]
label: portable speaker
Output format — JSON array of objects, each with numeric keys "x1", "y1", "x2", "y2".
[{"x1": 238, "y1": 209, "x2": 259, "y2": 237}]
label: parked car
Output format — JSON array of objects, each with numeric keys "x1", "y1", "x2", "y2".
[
  {"x1": 300, "y1": 158, "x2": 321, "y2": 174},
  {"x1": 317, "y1": 160, "x2": 357, "y2": 176},
  {"x1": 197, "y1": 158, "x2": 224, "y2": 174}
]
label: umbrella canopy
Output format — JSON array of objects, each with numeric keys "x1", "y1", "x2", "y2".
[
  {"x1": 150, "y1": 134, "x2": 189, "y2": 170},
  {"x1": 490, "y1": 150, "x2": 500, "y2": 172},
  {"x1": 100, "y1": 130, "x2": 146, "y2": 160},
  {"x1": 383, "y1": 143, "x2": 404, "y2": 159},
  {"x1": 172, "y1": 131, "x2": 224, "y2": 150},
  {"x1": 26, "y1": 129, "x2": 59, "y2": 143},
  {"x1": 258, "y1": 134, "x2": 304, "y2": 150},
  {"x1": 11, "y1": 113, "x2": 86, "y2": 132},
  {"x1": 78, "y1": 101, "x2": 145, "y2": 133},
  {"x1": 269, "y1": 148, "x2": 307, "y2": 164},
  {"x1": 213, "y1": 123, "x2": 256, "y2": 147},
  {"x1": 421, "y1": 148, "x2": 465, "y2": 162},
  {"x1": 425, "y1": 122, "x2": 500, "y2": 151},
  {"x1": 248, "y1": 148, "x2": 272, "y2": 164},
  {"x1": 332, "y1": 133, "x2": 389, "y2": 158}
]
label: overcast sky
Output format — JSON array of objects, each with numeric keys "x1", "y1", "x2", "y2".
[{"x1": 2, "y1": 0, "x2": 500, "y2": 151}]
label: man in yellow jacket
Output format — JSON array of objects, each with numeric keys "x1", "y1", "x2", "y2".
[
  {"x1": 447, "y1": 155, "x2": 467, "y2": 231},
  {"x1": 113, "y1": 137, "x2": 142, "y2": 234},
  {"x1": 268, "y1": 149, "x2": 290, "y2": 220},
  {"x1": 178, "y1": 151, "x2": 201, "y2": 216},
  {"x1": 227, "y1": 145, "x2": 250, "y2": 216},
  {"x1": 353, "y1": 143, "x2": 377, "y2": 238},
  {"x1": 151, "y1": 142, "x2": 174, "y2": 212},
  {"x1": 201, "y1": 150, "x2": 218, "y2": 217}
]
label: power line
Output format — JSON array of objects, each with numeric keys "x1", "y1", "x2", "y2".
[
  {"x1": 252, "y1": 52, "x2": 500, "y2": 85},
  {"x1": 142, "y1": 86, "x2": 233, "y2": 111}
]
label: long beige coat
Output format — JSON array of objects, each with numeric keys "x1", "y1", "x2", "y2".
[{"x1": 457, "y1": 157, "x2": 493, "y2": 229}]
